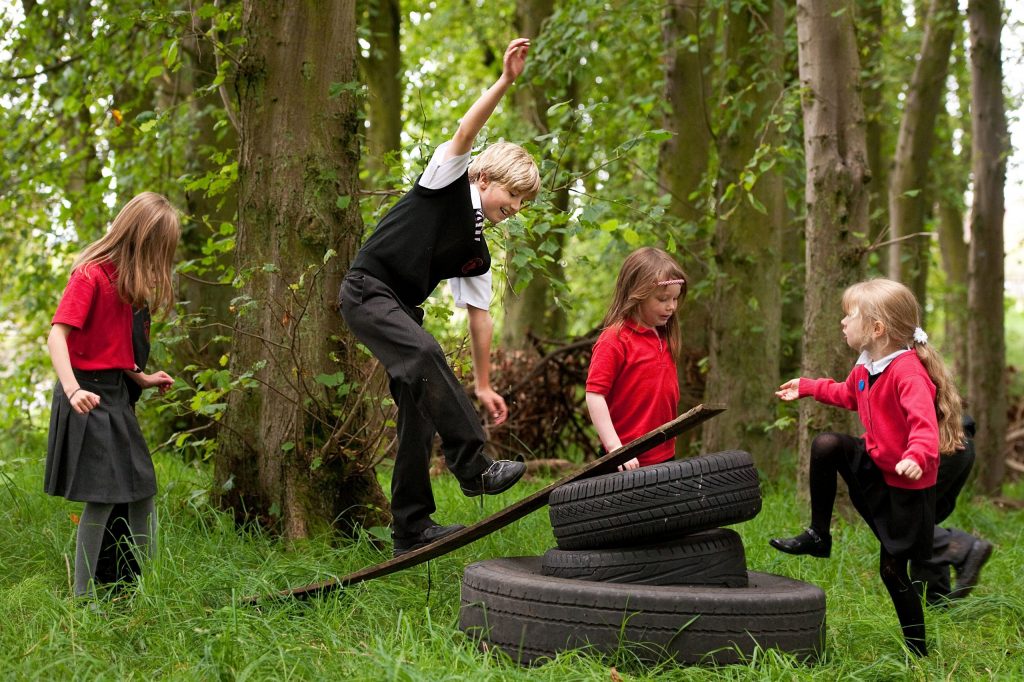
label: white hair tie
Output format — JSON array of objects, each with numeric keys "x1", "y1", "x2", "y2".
[{"x1": 913, "y1": 327, "x2": 928, "y2": 345}]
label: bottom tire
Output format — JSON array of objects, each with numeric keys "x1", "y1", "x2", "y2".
[
  {"x1": 460, "y1": 556, "x2": 825, "y2": 666},
  {"x1": 541, "y1": 528, "x2": 747, "y2": 587}
]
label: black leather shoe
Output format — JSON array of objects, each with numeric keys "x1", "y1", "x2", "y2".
[
  {"x1": 950, "y1": 539, "x2": 993, "y2": 599},
  {"x1": 769, "y1": 527, "x2": 832, "y2": 558},
  {"x1": 393, "y1": 522, "x2": 466, "y2": 557},
  {"x1": 460, "y1": 459, "x2": 526, "y2": 497}
]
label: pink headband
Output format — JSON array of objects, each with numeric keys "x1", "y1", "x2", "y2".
[{"x1": 657, "y1": 279, "x2": 685, "y2": 286}]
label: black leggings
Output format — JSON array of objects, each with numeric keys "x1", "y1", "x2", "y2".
[{"x1": 809, "y1": 433, "x2": 927, "y2": 656}]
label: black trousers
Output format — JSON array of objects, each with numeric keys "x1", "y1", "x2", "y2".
[
  {"x1": 910, "y1": 430, "x2": 977, "y2": 599},
  {"x1": 339, "y1": 271, "x2": 490, "y2": 537}
]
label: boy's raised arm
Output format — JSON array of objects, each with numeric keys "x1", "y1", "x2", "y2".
[{"x1": 445, "y1": 38, "x2": 530, "y2": 160}]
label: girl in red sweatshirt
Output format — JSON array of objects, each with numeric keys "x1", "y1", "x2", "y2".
[{"x1": 770, "y1": 278, "x2": 964, "y2": 657}]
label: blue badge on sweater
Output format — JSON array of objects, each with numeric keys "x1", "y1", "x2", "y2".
[{"x1": 858, "y1": 379, "x2": 865, "y2": 391}]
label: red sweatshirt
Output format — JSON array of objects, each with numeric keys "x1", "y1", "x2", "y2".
[{"x1": 799, "y1": 351, "x2": 939, "y2": 489}]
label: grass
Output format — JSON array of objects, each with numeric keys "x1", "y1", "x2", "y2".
[{"x1": 1, "y1": 440, "x2": 1023, "y2": 680}]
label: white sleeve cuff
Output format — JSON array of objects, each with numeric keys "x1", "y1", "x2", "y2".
[
  {"x1": 450, "y1": 271, "x2": 493, "y2": 310},
  {"x1": 420, "y1": 141, "x2": 472, "y2": 190}
]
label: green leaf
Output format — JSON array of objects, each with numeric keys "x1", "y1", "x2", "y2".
[
  {"x1": 315, "y1": 371, "x2": 346, "y2": 387},
  {"x1": 143, "y1": 64, "x2": 164, "y2": 83}
]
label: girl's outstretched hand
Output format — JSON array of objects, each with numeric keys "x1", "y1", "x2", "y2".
[
  {"x1": 502, "y1": 38, "x2": 530, "y2": 83},
  {"x1": 141, "y1": 370, "x2": 175, "y2": 394},
  {"x1": 895, "y1": 458, "x2": 923, "y2": 480},
  {"x1": 69, "y1": 389, "x2": 100, "y2": 414},
  {"x1": 775, "y1": 378, "x2": 800, "y2": 401}
]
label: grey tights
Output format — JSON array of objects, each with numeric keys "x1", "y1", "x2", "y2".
[{"x1": 74, "y1": 497, "x2": 156, "y2": 597}]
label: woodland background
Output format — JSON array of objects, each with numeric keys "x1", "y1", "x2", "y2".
[{"x1": 1, "y1": 0, "x2": 1023, "y2": 540}]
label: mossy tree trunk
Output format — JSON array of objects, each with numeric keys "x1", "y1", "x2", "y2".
[
  {"x1": 214, "y1": 0, "x2": 389, "y2": 539},
  {"x1": 702, "y1": 1, "x2": 784, "y2": 473},
  {"x1": 966, "y1": 0, "x2": 1008, "y2": 495},
  {"x1": 795, "y1": 0, "x2": 871, "y2": 493}
]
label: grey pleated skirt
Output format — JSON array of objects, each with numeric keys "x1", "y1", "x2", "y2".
[{"x1": 45, "y1": 369, "x2": 156, "y2": 503}]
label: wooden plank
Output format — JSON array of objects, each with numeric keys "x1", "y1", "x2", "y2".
[{"x1": 244, "y1": 403, "x2": 725, "y2": 604}]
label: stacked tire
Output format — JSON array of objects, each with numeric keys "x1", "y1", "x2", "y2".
[{"x1": 459, "y1": 450, "x2": 826, "y2": 665}]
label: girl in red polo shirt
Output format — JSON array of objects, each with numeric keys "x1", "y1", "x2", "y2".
[
  {"x1": 586, "y1": 247, "x2": 686, "y2": 470},
  {"x1": 45, "y1": 192, "x2": 180, "y2": 598},
  {"x1": 770, "y1": 278, "x2": 964, "y2": 657}
]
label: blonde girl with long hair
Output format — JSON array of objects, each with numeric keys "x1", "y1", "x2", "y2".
[
  {"x1": 770, "y1": 278, "x2": 964, "y2": 657},
  {"x1": 45, "y1": 192, "x2": 179, "y2": 597}
]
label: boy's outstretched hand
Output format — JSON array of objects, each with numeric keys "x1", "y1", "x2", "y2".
[
  {"x1": 775, "y1": 378, "x2": 800, "y2": 401},
  {"x1": 501, "y1": 38, "x2": 530, "y2": 84}
]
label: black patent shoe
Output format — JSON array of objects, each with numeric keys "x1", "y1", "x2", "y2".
[
  {"x1": 393, "y1": 522, "x2": 466, "y2": 557},
  {"x1": 460, "y1": 459, "x2": 526, "y2": 497},
  {"x1": 769, "y1": 527, "x2": 832, "y2": 558}
]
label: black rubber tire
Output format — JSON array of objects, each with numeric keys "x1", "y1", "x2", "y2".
[
  {"x1": 460, "y1": 556, "x2": 825, "y2": 666},
  {"x1": 541, "y1": 528, "x2": 748, "y2": 587},
  {"x1": 548, "y1": 450, "x2": 762, "y2": 550}
]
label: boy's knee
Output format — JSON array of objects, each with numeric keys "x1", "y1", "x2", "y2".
[{"x1": 393, "y1": 345, "x2": 446, "y2": 386}]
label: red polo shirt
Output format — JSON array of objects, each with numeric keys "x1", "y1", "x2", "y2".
[
  {"x1": 52, "y1": 262, "x2": 135, "y2": 371},
  {"x1": 587, "y1": 319, "x2": 680, "y2": 466}
]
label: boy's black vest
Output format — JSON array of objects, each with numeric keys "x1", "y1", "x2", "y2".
[{"x1": 350, "y1": 171, "x2": 489, "y2": 308}]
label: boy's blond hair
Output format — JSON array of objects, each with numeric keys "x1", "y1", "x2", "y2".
[{"x1": 468, "y1": 142, "x2": 541, "y2": 201}]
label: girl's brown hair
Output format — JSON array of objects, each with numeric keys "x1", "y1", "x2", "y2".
[
  {"x1": 73, "y1": 192, "x2": 180, "y2": 313},
  {"x1": 601, "y1": 247, "x2": 687, "y2": 358},
  {"x1": 842, "y1": 278, "x2": 965, "y2": 453}
]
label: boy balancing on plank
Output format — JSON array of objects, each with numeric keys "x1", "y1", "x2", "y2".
[{"x1": 339, "y1": 39, "x2": 541, "y2": 557}]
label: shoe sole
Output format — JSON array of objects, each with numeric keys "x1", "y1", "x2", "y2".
[
  {"x1": 952, "y1": 540, "x2": 993, "y2": 598},
  {"x1": 461, "y1": 466, "x2": 526, "y2": 498}
]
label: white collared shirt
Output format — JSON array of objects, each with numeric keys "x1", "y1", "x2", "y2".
[
  {"x1": 856, "y1": 348, "x2": 910, "y2": 376},
  {"x1": 420, "y1": 142, "x2": 492, "y2": 310}
]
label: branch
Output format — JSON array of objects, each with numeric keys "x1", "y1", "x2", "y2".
[
  {"x1": 0, "y1": 54, "x2": 85, "y2": 81},
  {"x1": 866, "y1": 231, "x2": 937, "y2": 252},
  {"x1": 210, "y1": 0, "x2": 240, "y2": 134}
]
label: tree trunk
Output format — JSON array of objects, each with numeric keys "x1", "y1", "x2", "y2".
[
  {"x1": 660, "y1": 0, "x2": 714, "y2": 450},
  {"x1": 887, "y1": 0, "x2": 957, "y2": 308},
  {"x1": 857, "y1": 0, "x2": 889, "y2": 261},
  {"x1": 702, "y1": 1, "x2": 784, "y2": 475},
  {"x1": 215, "y1": 0, "x2": 389, "y2": 539},
  {"x1": 359, "y1": 0, "x2": 402, "y2": 178},
  {"x1": 178, "y1": 10, "x2": 239, "y2": 371},
  {"x1": 934, "y1": 43, "x2": 971, "y2": 384},
  {"x1": 936, "y1": 196, "x2": 968, "y2": 380},
  {"x1": 502, "y1": 0, "x2": 570, "y2": 351},
  {"x1": 795, "y1": 0, "x2": 871, "y2": 492},
  {"x1": 966, "y1": 0, "x2": 1008, "y2": 495}
]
